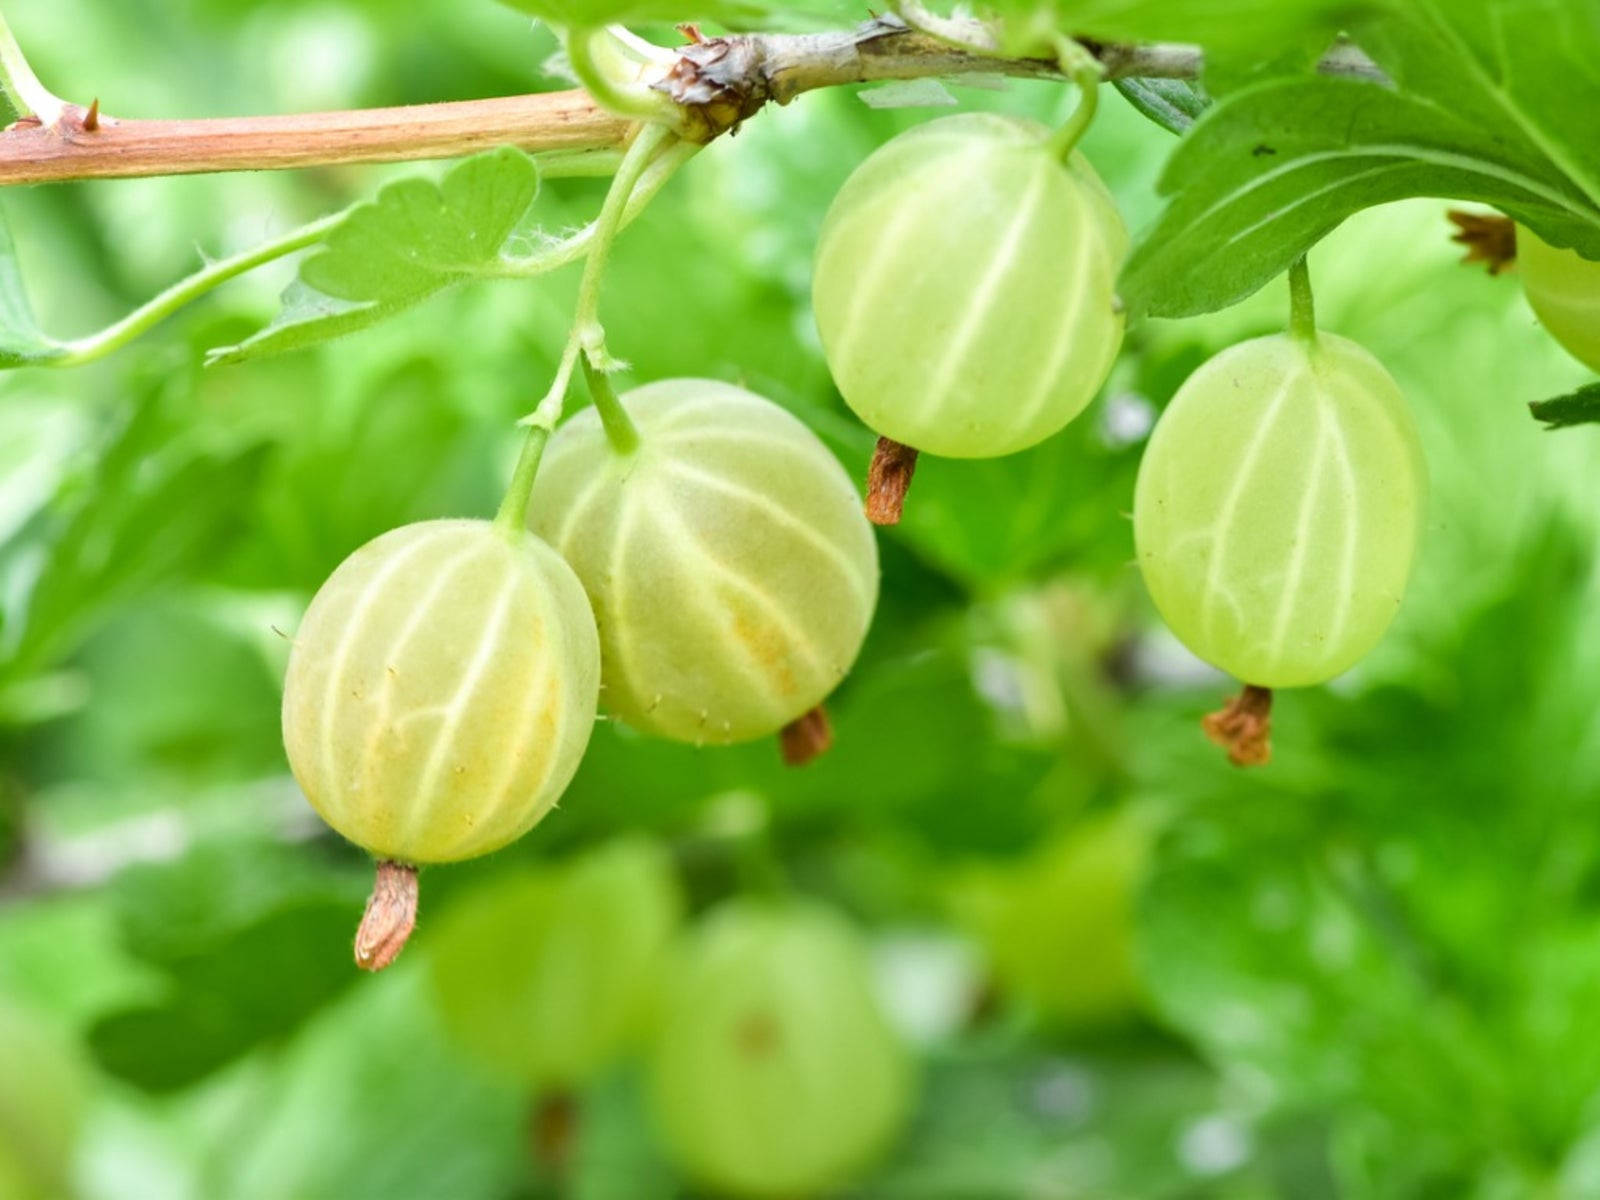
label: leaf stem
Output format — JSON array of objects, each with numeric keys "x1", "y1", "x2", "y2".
[
  {"x1": 522, "y1": 122, "x2": 676, "y2": 432},
  {"x1": 1288, "y1": 255, "x2": 1317, "y2": 344},
  {"x1": 564, "y1": 26, "x2": 675, "y2": 123},
  {"x1": 53, "y1": 211, "x2": 344, "y2": 367},
  {"x1": 1048, "y1": 38, "x2": 1104, "y2": 161},
  {"x1": 0, "y1": 12, "x2": 63, "y2": 125},
  {"x1": 581, "y1": 354, "x2": 639, "y2": 455}
]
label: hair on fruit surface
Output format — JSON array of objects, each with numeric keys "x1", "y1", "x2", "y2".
[
  {"x1": 281, "y1": 518, "x2": 601, "y2": 865},
  {"x1": 528, "y1": 377, "x2": 878, "y2": 746}
]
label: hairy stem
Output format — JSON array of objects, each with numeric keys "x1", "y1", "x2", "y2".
[
  {"x1": 581, "y1": 354, "x2": 641, "y2": 455},
  {"x1": 54, "y1": 211, "x2": 344, "y2": 366}
]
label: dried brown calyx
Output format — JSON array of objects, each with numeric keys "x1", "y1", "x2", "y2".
[
  {"x1": 779, "y1": 704, "x2": 833, "y2": 767},
  {"x1": 354, "y1": 860, "x2": 418, "y2": 971},
  {"x1": 1202, "y1": 685, "x2": 1273, "y2": 767},
  {"x1": 865, "y1": 437, "x2": 920, "y2": 526},
  {"x1": 1447, "y1": 209, "x2": 1516, "y2": 275}
]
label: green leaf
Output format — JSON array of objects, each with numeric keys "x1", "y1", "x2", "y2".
[
  {"x1": 1119, "y1": 75, "x2": 1600, "y2": 318},
  {"x1": 1529, "y1": 381, "x2": 1600, "y2": 429},
  {"x1": 1112, "y1": 77, "x2": 1211, "y2": 136},
  {"x1": 88, "y1": 839, "x2": 367, "y2": 1092},
  {"x1": 208, "y1": 148, "x2": 540, "y2": 364},
  {"x1": 1353, "y1": 0, "x2": 1600, "y2": 219}
]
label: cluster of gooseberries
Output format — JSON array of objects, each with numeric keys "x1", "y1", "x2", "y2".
[
  {"x1": 281, "y1": 17, "x2": 1597, "y2": 966},
  {"x1": 426, "y1": 839, "x2": 911, "y2": 1197}
]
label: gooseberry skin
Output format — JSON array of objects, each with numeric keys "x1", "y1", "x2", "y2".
[
  {"x1": 1518, "y1": 225, "x2": 1600, "y2": 373},
  {"x1": 528, "y1": 380, "x2": 879, "y2": 745},
  {"x1": 812, "y1": 112, "x2": 1128, "y2": 459},
  {"x1": 427, "y1": 838, "x2": 681, "y2": 1088},
  {"x1": 1134, "y1": 333, "x2": 1425, "y2": 688},
  {"x1": 648, "y1": 901, "x2": 911, "y2": 1199},
  {"x1": 281, "y1": 518, "x2": 600, "y2": 864}
]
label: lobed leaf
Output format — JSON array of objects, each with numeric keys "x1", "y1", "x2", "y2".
[
  {"x1": 1119, "y1": 75, "x2": 1600, "y2": 318},
  {"x1": 209, "y1": 148, "x2": 541, "y2": 364}
]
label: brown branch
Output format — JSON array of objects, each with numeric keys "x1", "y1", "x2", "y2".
[
  {"x1": 0, "y1": 16, "x2": 1382, "y2": 186},
  {"x1": 0, "y1": 93, "x2": 631, "y2": 185}
]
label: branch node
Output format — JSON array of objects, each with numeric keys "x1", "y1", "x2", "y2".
[
  {"x1": 1201, "y1": 684, "x2": 1273, "y2": 767},
  {"x1": 354, "y1": 860, "x2": 418, "y2": 972},
  {"x1": 865, "y1": 436, "x2": 919, "y2": 525}
]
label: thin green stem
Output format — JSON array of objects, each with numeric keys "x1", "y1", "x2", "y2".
[
  {"x1": 54, "y1": 211, "x2": 344, "y2": 367},
  {"x1": 0, "y1": 12, "x2": 62, "y2": 124},
  {"x1": 1048, "y1": 37, "x2": 1104, "y2": 161},
  {"x1": 581, "y1": 353, "x2": 639, "y2": 455},
  {"x1": 564, "y1": 26, "x2": 673, "y2": 122},
  {"x1": 493, "y1": 423, "x2": 550, "y2": 534},
  {"x1": 498, "y1": 138, "x2": 697, "y2": 278},
  {"x1": 521, "y1": 121, "x2": 675, "y2": 431},
  {"x1": 1288, "y1": 255, "x2": 1318, "y2": 345}
]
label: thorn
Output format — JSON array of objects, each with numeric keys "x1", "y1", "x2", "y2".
[
  {"x1": 677, "y1": 22, "x2": 705, "y2": 43},
  {"x1": 82, "y1": 98, "x2": 99, "y2": 132},
  {"x1": 865, "y1": 436, "x2": 919, "y2": 526}
]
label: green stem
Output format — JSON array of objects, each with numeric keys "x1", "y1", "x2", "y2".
[
  {"x1": 581, "y1": 353, "x2": 639, "y2": 455},
  {"x1": 54, "y1": 211, "x2": 343, "y2": 367},
  {"x1": 1288, "y1": 255, "x2": 1318, "y2": 345},
  {"x1": 0, "y1": 12, "x2": 61, "y2": 124},
  {"x1": 1048, "y1": 38, "x2": 1103, "y2": 161},
  {"x1": 521, "y1": 121, "x2": 675, "y2": 431},
  {"x1": 493, "y1": 423, "x2": 550, "y2": 534},
  {"x1": 499, "y1": 137, "x2": 696, "y2": 278},
  {"x1": 564, "y1": 26, "x2": 673, "y2": 122},
  {"x1": 530, "y1": 147, "x2": 628, "y2": 179}
]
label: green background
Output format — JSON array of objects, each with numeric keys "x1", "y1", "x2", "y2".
[{"x1": 1, "y1": 1, "x2": 1598, "y2": 1197}]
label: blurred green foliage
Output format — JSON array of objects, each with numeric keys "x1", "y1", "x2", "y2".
[{"x1": 0, "y1": 2, "x2": 1598, "y2": 1198}]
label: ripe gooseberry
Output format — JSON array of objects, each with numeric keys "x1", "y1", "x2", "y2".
[
  {"x1": 1134, "y1": 332, "x2": 1425, "y2": 699},
  {"x1": 281, "y1": 518, "x2": 600, "y2": 968},
  {"x1": 951, "y1": 807, "x2": 1152, "y2": 1029},
  {"x1": 427, "y1": 838, "x2": 682, "y2": 1088},
  {"x1": 1517, "y1": 225, "x2": 1600, "y2": 373},
  {"x1": 812, "y1": 113, "x2": 1127, "y2": 463},
  {"x1": 0, "y1": 1003, "x2": 85, "y2": 1200},
  {"x1": 648, "y1": 900, "x2": 911, "y2": 1198},
  {"x1": 528, "y1": 379, "x2": 878, "y2": 750}
]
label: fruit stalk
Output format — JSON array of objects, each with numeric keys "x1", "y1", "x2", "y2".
[{"x1": 1288, "y1": 256, "x2": 1317, "y2": 345}]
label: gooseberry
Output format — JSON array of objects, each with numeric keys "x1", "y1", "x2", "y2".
[
  {"x1": 528, "y1": 379, "x2": 878, "y2": 746},
  {"x1": 427, "y1": 838, "x2": 682, "y2": 1088},
  {"x1": 281, "y1": 518, "x2": 600, "y2": 966},
  {"x1": 647, "y1": 900, "x2": 911, "y2": 1198},
  {"x1": 0, "y1": 1002, "x2": 86, "y2": 1200},
  {"x1": 951, "y1": 807, "x2": 1152, "y2": 1029},
  {"x1": 1518, "y1": 225, "x2": 1600, "y2": 373},
  {"x1": 1134, "y1": 332, "x2": 1426, "y2": 689},
  {"x1": 812, "y1": 112, "x2": 1127, "y2": 460}
]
